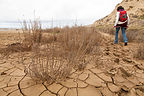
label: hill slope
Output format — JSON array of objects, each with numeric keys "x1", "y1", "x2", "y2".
[{"x1": 92, "y1": 0, "x2": 144, "y2": 27}]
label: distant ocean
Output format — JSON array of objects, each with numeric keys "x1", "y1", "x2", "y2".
[{"x1": 0, "y1": 19, "x2": 95, "y2": 29}]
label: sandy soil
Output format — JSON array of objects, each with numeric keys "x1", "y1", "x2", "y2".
[{"x1": 0, "y1": 30, "x2": 144, "y2": 96}]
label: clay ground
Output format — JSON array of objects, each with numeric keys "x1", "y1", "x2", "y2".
[{"x1": 0, "y1": 30, "x2": 144, "y2": 96}]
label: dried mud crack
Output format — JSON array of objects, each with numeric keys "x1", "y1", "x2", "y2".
[{"x1": 0, "y1": 32, "x2": 144, "y2": 96}]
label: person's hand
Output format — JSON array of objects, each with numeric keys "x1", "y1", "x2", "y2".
[{"x1": 113, "y1": 26, "x2": 116, "y2": 28}]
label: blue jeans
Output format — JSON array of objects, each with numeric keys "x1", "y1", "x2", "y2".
[{"x1": 114, "y1": 27, "x2": 128, "y2": 43}]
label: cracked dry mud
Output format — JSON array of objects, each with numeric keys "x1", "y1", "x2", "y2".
[{"x1": 0, "y1": 32, "x2": 144, "y2": 96}]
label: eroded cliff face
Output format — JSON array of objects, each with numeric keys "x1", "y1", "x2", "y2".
[{"x1": 92, "y1": 0, "x2": 144, "y2": 26}]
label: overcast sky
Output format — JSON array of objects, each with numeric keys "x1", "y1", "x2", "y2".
[{"x1": 0, "y1": 0, "x2": 122, "y2": 21}]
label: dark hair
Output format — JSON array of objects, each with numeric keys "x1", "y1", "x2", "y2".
[{"x1": 117, "y1": 6, "x2": 124, "y2": 11}]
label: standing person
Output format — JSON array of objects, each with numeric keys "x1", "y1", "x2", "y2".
[{"x1": 114, "y1": 6, "x2": 130, "y2": 46}]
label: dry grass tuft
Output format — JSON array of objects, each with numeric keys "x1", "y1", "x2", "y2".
[
  {"x1": 136, "y1": 30, "x2": 144, "y2": 43},
  {"x1": 126, "y1": 29, "x2": 138, "y2": 42},
  {"x1": 27, "y1": 44, "x2": 72, "y2": 83},
  {"x1": 134, "y1": 44, "x2": 144, "y2": 60},
  {"x1": 59, "y1": 26, "x2": 102, "y2": 70},
  {"x1": 119, "y1": 28, "x2": 143, "y2": 43},
  {"x1": 43, "y1": 27, "x2": 62, "y2": 33},
  {"x1": 22, "y1": 21, "x2": 102, "y2": 83},
  {"x1": 134, "y1": 30, "x2": 144, "y2": 60},
  {"x1": 118, "y1": 29, "x2": 137, "y2": 43},
  {"x1": 96, "y1": 25, "x2": 115, "y2": 35},
  {"x1": 22, "y1": 20, "x2": 42, "y2": 45},
  {"x1": 0, "y1": 42, "x2": 31, "y2": 56}
]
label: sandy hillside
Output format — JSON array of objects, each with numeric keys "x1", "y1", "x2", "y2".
[
  {"x1": 0, "y1": 29, "x2": 144, "y2": 96},
  {"x1": 92, "y1": 0, "x2": 144, "y2": 27}
]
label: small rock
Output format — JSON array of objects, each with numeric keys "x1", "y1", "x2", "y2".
[
  {"x1": 105, "y1": 48, "x2": 110, "y2": 51},
  {"x1": 113, "y1": 53, "x2": 120, "y2": 57},
  {"x1": 122, "y1": 58, "x2": 133, "y2": 63},
  {"x1": 114, "y1": 58, "x2": 120, "y2": 63},
  {"x1": 107, "y1": 68, "x2": 118, "y2": 75},
  {"x1": 105, "y1": 52, "x2": 109, "y2": 55},
  {"x1": 1, "y1": 72, "x2": 7, "y2": 75}
]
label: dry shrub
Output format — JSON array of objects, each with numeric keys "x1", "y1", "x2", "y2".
[
  {"x1": 122, "y1": 28, "x2": 144, "y2": 43},
  {"x1": 134, "y1": 30, "x2": 144, "y2": 59},
  {"x1": 59, "y1": 26, "x2": 102, "y2": 70},
  {"x1": 119, "y1": 28, "x2": 139, "y2": 42},
  {"x1": 24, "y1": 24, "x2": 102, "y2": 83},
  {"x1": 96, "y1": 25, "x2": 115, "y2": 35},
  {"x1": 134, "y1": 44, "x2": 144, "y2": 60},
  {"x1": 105, "y1": 27, "x2": 115, "y2": 35},
  {"x1": 22, "y1": 20, "x2": 42, "y2": 46},
  {"x1": 22, "y1": 20, "x2": 62, "y2": 46},
  {"x1": 0, "y1": 43, "x2": 31, "y2": 56},
  {"x1": 43, "y1": 27, "x2": 62, "y2": 33},
  {"x1": 126, "y1": 30, "x2": 138, "y2": 42},
  {"x1": 40, "y1": 34, "x2": 57, "y2": 44},
  {"x1": 136, "y1": 30, "x2": 144, "y2": 43},
  {"x1": 27, "y1": 44, "x2": 72, "y2": 83},
  {"x1": 25, "y1": 40, "x2": 72, "y2": 84}
]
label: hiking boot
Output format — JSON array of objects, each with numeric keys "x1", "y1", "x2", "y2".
[{"x1": 124, "y1": 42, "x2": 127, "y2": 46}]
